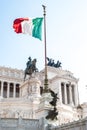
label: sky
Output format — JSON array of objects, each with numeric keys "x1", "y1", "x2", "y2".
[{"x1": 0, "y1": 0, "x2": 87, "y2": 103}]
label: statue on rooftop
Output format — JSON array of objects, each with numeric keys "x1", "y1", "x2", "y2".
[
  {"x1": 46, "y1": 57, "x2": 62, "y2": 68},
  {"x1": 24, "y1": 57, "x2": 38, "y2": 81}
]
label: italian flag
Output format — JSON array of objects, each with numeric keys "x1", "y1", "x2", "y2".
[{"x1": 13, "y1": 17, "x2": 43, "y2": 40}]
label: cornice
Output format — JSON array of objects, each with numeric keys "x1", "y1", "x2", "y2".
[
  {"x1": 0, "y1": 66, "x2": 23, "y2": 72},
  {"x1": 40, "y1": 66, "x2": 78, "y2": 83},
  {"x1": 0, "y1": 66, "x2": 24, "y2": 82}
]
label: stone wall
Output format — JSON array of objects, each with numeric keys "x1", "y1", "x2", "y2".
[
  {"x1": 0, "y1": 116, "x2": 87, "y2": 130},
  {"x1": 0, "y1": 117, "x2": 47, "y2": 130}
]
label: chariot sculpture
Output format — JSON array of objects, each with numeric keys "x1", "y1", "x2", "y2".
[{"x1": 47, "y1": 57, "x2": 62, "y2": 68}]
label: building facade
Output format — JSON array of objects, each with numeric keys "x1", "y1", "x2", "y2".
[
  {"x1": 0, "y1": 66, "x2": 23, "y2": 98},
  {"x1": 0, "y1": 66, "x2": 87, "y2": 128}
]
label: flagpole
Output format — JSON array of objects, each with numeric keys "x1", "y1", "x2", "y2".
[{"x1": 42, "y1": 5, "x2": 49, "y2": 93}]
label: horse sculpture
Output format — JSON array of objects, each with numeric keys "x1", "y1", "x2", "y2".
[
  {"x1": 47, "y1": 57, "x2": 62, "y2": 68},
  {"x1": 24, "y1": 58, "x2": 38, "y2": 81},
  {"x1": 54, "y1": 60, "x2": 62, "y2": 68}
]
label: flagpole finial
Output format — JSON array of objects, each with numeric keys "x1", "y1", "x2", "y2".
[
  {"x1": 42, "y1": 5, "x2": 46, "y2": 8},
  {"x1": 42, "y1": 5, "x2": 46, "y2": 15}
]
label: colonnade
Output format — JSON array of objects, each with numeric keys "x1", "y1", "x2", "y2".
[
  {"x1": 0, "y1": 81, "x2": 20, "y2": 98},
  {"x1": 61, "y1": 82, "x2": 78, "y2": 106}
]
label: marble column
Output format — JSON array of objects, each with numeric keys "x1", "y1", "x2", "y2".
[
  {"x1": 74, "y1": 85, "x2": 78, "y2": 106},
  {"x1": 13, "y1": 83, "x2": 16, "y2": 98},
  {"x1": 69, "y1": 84, "x2": 73, "y2": 104},
  {"x1": 0, "y1": 81, "x2": 1, "y2": 96},
  {"x1": 64, "y1": 83, "x2": 67, "y2": 104},
  {"x1": 1, "y1": 81, "x2": 3, "y2": 97},
  {"x1": 59, "y1": 82, "x2": 62, "y2": 104},
  {"x1": 7, "y1": 83, "x2": 10, "y2": 98}
]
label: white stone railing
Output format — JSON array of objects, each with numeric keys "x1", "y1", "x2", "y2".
[{"x1": 0, "y1": 117, "x2": 47, "y2": 130}]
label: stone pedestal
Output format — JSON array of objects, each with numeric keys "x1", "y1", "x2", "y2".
[
  {"x1": 36, "y1": 92, "x2": 59, "y2": 127},
  {"x1": 36, "y1": 92, "x2": 52, "y2": 119},
  {"x1": 20, "y1": 77, "x2": 41, "y2": 101}
]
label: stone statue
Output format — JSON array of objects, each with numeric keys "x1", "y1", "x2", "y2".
[
  {"x1": 46, "y1": 107, "x2": 58, "y2": 120},
  {"x1": 49, "y1": 89, "x2": 58, "y2": 107},
  {"x1": 24, "y1": 57, "x2": 38, "y2": 81},
  {"x1": 46, "y1": 89, "x2": 58, "y2": 120}
]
